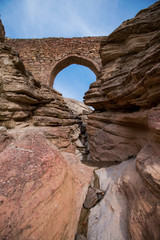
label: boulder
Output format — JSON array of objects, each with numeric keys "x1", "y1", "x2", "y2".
[
  {"x1": 83, "y1": 186, "x2": 105, "y2": 209},
  {"x1": 75, "y1": 234, "x2": 87, "y2": 240},
  {"x1": 0, "y1": 127, "x2": 93, "y2": 240},
  {"x1": 64, "y1": 98, "x2": 93, "y2": 121}
]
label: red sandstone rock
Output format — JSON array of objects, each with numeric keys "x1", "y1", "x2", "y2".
[
  {"x1": 0, "y1": 128, "x2": 93, "y2": 240},
  {"x1": 86, "y1": 104, "x2": 160, "y2": 164},
  {"x1": 1, "y1": 2, "x2": 160, "y2": 239},
  {"x1": 86, "y1": 110, "x2": 147, "y2": 163},
  {"x1": 0, "y1": 32, "x2": 94, "y2": 239}
]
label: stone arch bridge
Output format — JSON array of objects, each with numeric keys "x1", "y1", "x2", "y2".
[{"x1": 5, "y1": 37, "x2": 103, "y2": 87}]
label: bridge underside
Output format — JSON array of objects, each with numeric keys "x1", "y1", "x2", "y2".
[{"x1": 50, "y1": 55, "x2": 100, "y2": 87}]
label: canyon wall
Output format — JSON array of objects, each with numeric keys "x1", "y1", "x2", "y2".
[
  {"x1": 0, "y1": 19, "x2": 93, "y2": 240},
  {"x1": 84, "y1": 1, "x2": 160, "y2": 239},
  {"x1": 1, "y1": 1, "x2": 160, "y2": 239},
  {"x1": 84, "y1": 0, "x2": 160, "y2": 164}
]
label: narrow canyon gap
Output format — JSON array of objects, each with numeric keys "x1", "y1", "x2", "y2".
[{"x1": 0, "y1": 1, "x2": 160, "y2": 240}]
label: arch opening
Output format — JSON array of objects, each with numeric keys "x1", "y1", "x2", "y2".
[
  {"x1": 53, "y1": 64, "x2": 96, "y2": 102},
  {"x1": 50, "y1": 55, "x2": 99, "y2": 87}
]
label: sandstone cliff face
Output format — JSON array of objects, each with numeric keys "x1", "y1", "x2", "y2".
[
  {"x1": 0, "y1": 29, "x2": 91, "y2": 160},
  {"x1": 84, "y1": 1, "x2": 160, "y2": 164},
  {"x1": 0, "y1": 42, "x2": 79, "y2": 128},
  {"x1": 1, "y1": 2, "x2": 160, "y2": 239},
  {"x1": 84, "y1": 1, "x2": 160, "y2": 110},
  {"x1": 0, "y1": 19, "x2": 93, "y2": 240},
  {"x1": 84, "y1": 1, "x2": 160, "y2": 239}
]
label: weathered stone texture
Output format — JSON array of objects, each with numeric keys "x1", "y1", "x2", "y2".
[
  {"x1": 1, "y1": 34, "x2": 93, "y2": 164},
  {"x1": 85, "y1": 2, "x2": 160, "y2": 239},
  {"x1": 88, "y1": 159, "x2": 160, "y2": 240},
  {"x1": 84, "y1": 1, "x2": 160, "y2": 164},
  {"x1": 5, "y1": 37, "x2": 103, "y2": 86},
  {"x1": 1, "y1": 2, "x2": 160, "y2": 239},
  {"x1": 84, "y1": 1, "x2": 160, "y2": 110},
  {"x1": 0, "y1": 127, "x2": 92, "y2": 240},
  {"x1": 0, "y1": 31, "x2": 95, "y2": 239},
  {"x1": 64, "y1": 98, "x2": 92, "y2": 119},
  {"x1": 0, "y1": 48, "x2": 78, "y2": 127}
]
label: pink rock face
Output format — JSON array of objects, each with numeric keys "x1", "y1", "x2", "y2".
[
  {"x1": 136, "y1": 144, "x2": 160, "y2": 197},
  {"x1": 121, "y1": 160, "x2": 160, "y2": 240},
  {"x1": 0, "y1": 128, "x2": 93, "y2": 240}
]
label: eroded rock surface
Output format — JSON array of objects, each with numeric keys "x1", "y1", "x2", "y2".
[
  {"x1": 87, "y1": 161, "x2": 129, "y2": 240},
  {"x1": 0, "y1": 26, "x2": 91, "y2": 162},
  {"x1": 84, "y1": 2, "x2": 160, "y2": 239},
  {"x1": 87, "y1": 159, "x2": 160, "y2": 240},
  {"x1": 64, "y1": 98, "x2": 93, "y2": 160},
  {"x1": 84, "y1": 1, "x2": 160, "y2": 166},
  {"x1": 1, "y1": 2, "x2": 160, "y2": 239},
  {"x1": 64, "y1": 98, "x2": 92, "y2": 121},
  {"x1": 83, "y1": 186, "x2": 105, "y2": 209},
  {"x1": 0, "y1": 40, "x2": 79, "y2": 129},
  {"x1": 0, "y1": 19, "x2": 93, "y2": 240},
  {"x1": 0, "y1": 127, "x2": 92, "y2": 240},
  {"x1": 84, "y1": 1, "x2": 160, "y2": 110}
]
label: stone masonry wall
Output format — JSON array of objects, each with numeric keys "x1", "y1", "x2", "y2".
[{"x1": 5, "y1": 37, "x2": 103, "y2": 86}]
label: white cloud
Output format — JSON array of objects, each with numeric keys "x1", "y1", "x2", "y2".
[
  {"x1": 1, "y1": 0, "x2": 120, "y2": 38},
  {"x1": 1, "y1": 0, "x2": 158, "y2": 38}
]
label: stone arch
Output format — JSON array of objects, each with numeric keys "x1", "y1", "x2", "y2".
[{"x1": 50, "y1": 55, "x2": 100, "y2": 87}]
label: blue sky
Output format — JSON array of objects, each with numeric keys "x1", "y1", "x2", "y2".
[{"x1": 0, "y1": 0, "x2": 157, "y2": 102}]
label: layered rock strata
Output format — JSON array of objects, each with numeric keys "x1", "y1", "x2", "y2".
[
  {"x1": 0, "y1": 32, "x2": 91, "y2": 160},
  {"x1": 0, "y1": 41, "x2": 79, "y2": 128},
  {"x1": 84, "y1": 1, "x2": 160, "y2": 110},
  {"x1": 1, "y1": 2, "x2": 160, "y2": 239},
  {"x1": 0, "y1": 19, "x2": 93, "y2": 239},
  {"x1": 83, "y1": 1, "x2": 160, "y2": 239},
  {"x1": 84, "y1": 1, "x2": 160, "y2": 165},
  {"x1": 64, "y1": 98, "x2": 93, "y2": 161}
]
